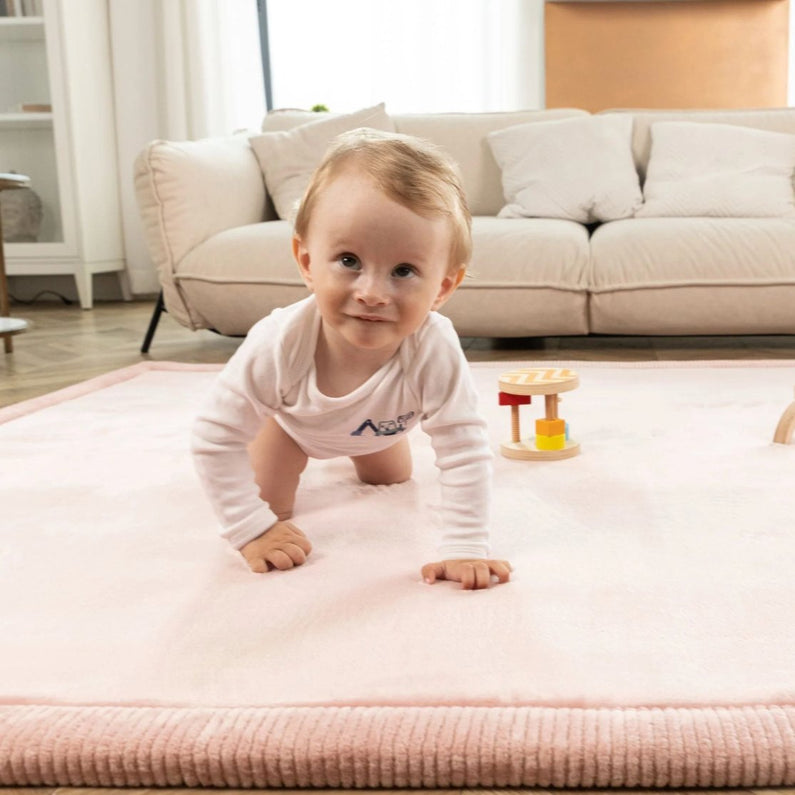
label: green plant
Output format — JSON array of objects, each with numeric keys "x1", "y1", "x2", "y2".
[{"x1": 311, "y1": 104, "x2": 329, "y2": 113}]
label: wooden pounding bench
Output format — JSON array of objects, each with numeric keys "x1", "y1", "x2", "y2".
[{"x1": 498, "y1": 367, "x2": 581, "y2": 461}]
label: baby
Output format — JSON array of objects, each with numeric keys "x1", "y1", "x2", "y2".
[{"x1": 192, "y1": 128, "x2": 511, "y2": 590}]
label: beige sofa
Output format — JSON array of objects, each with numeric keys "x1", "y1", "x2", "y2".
[{"x1": 134, "y1": 106, "x2": 795, "y2": 346}]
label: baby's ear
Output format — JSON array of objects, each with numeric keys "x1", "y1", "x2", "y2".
[
  {"x1": 432, "y1": 266, "x2": 466, "y2": 310},
  {"x1": 293, "y1": 236, "x2": 313, "y2": 289}
]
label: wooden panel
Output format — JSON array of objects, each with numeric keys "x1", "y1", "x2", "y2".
[{"x1": 545, "y1": 0, "x2": 790, "y2": 111}]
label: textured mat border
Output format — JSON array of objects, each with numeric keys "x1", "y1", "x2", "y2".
[{"x1": 1, "y1": 704, "x2": 794, "y2": 788}]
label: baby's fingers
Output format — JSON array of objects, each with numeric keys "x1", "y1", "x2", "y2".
[
  {"x1": 265, "y1": 548, "x2": 296, "y2": 571},
  {"x1": 265, "y1": 541, "x2": 311, "y2": 571},
  {"x1": 245, "y1": 555, "x2": 269, "y2": 574},
  {"x1": 422, "y1": 559, "x2": 513, "y2": 589},
  {"x1": 489, "y1": 560, "x2": 512, "y2": 584},
  {"x1": 421, "y1": 562, "x2": 446, "y2": 584},
  {"x1": 288, "y1": 531, "x2": 313, "y2": 556},
  {"x1": 464, "y1": 561, "x2": 493, "y2": 590}
]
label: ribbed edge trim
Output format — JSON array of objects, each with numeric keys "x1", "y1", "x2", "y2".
[
  {"x1": 1, "y1": 705, "x2": 793, "y2": 788},
  {"x1": 0, "y1": 362, "x2": 222, "y2": 425}
]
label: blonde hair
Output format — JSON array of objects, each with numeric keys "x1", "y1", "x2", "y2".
[{"x1": 293, "y1": 128, "x2": 472, "y2": 271}]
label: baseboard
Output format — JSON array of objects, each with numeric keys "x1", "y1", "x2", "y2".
[{"x1": 8, "y1": 274, "x2": 137, "y2": 304}]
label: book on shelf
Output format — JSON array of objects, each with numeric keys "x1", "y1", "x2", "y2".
[
  {"x1": 9, "y1": 102, "x2": 52, "y2": 113},
  {"x1": 0, "y1": 0, "x2": 43, "y2": 16}
]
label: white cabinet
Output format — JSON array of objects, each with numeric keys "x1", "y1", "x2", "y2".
[{"x1": 0, "y1": 0, "x2": 128, "y2": 308}]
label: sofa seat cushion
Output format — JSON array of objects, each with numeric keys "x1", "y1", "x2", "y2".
[
  {"x1": 590, "y1": 217, "x2": 795, "y2": 334},
  {"x1": 173, "y1": 216, "x2": 591, "y2": 338},
  {"x1": 446, "y1": 217, "x2": 590, "y2": 337},
  {"x1": 174, "y1": 221, "x2": 308, "y2": 335}
]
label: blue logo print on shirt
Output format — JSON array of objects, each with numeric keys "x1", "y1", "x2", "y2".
[{"x1": 350, "y1": 411, "x2": 415, "y2": 437}]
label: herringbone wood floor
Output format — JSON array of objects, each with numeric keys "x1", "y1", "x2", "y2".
[
  {"x1": 3, "y1": 297, "x2": 795, "y2": 408},
  {"x1": 1, "y1": 299, "x2": 794, "y2": 795}
]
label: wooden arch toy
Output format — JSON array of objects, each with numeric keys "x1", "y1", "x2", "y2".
[
  {"x1": 773, "y1": 388, "x2": 795, "y2": 444},
  {"x1": 498, "y1": 367, "x2": 580, "y2": 460}
]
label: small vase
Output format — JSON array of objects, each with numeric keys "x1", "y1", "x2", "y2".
[{"x1": 1, "y1": 186, "x2": 44, "y2": 243}]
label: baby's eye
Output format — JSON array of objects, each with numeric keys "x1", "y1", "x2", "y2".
[
  {"x1": 339, "y1": 254, "x2": 360, "y2": 270},
  {"x1": 392, "y1": 264, "x2": 417, "y2": 279}
]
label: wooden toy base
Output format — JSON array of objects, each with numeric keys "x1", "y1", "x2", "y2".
[{"x1": 500, "y1": 438, "x2": 581, "y2": 461}]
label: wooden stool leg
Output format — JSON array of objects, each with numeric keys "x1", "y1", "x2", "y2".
[
  {"x1": 545, "y1": 393, "x2": 559, "y2": 419},
  {"x1": 0, "y1": 209, "x2": 13, "y2": 354}
]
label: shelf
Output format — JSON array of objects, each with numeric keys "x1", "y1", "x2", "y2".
[
  {"x1": 1, "y1": 0, "x2": 127, "y2": 309},
  {"x1": 0, "y1": 112, "x2": 53, "y2": 128},
  {"x1": 0, "y1": 17, "x2": 44, "y2": 41}
]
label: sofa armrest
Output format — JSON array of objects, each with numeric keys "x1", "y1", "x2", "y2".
[{"x1": 134, "y1": 134, "x2": 269, "y2": 329}]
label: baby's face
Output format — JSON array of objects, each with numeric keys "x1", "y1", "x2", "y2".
[{"x1": 294, "y1": 168, "x2": 463, "y2": 358}]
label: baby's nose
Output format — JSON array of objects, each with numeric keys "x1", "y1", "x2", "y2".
[{"x1": 355, "y1": 273, "x2": 389, "y2": 305}]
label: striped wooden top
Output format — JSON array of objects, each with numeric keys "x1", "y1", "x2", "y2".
[{"x1": 498, "y1": 367, "x2": 579, "y2": 396}]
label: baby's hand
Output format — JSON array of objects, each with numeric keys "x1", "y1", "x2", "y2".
[
  {"x1": 421, "y1": 559, "x2": 512, "y2": 590},
  {"x1": 240, "y1": 521, "x2": 312, "y2": 574}
]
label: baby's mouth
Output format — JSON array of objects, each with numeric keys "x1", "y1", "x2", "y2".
[{"x1": 353, "y1": 314, "x2": 388, "y2": 322}]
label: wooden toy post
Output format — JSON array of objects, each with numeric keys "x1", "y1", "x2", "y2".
[
  {"x1": 773, "y1": 388, "x2": 795, "y2": 444},
  {"x1": 498, "y1": 367, "x2": 581, "y2": 460}
]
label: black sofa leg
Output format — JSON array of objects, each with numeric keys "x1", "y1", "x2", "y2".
[{"x1": 141, "y1": 291, "x2": 165, "y2": 353}]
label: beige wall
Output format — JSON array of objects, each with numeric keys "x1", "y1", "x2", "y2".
[{"x1": 545, "y1": 0, "x2": 790, "y2": 111}]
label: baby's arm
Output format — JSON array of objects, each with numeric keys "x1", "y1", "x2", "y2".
[
  {"x1": 240, "y1": 520, "x2": 312, "y2": 573},
  {"x1": 192, "y1": 315, "x2": 299, "y2": 552},
  {"x1": 414, "y1": 319, "x2": 513, "y2": 588}
]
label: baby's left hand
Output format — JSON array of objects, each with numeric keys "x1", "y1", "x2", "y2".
[{"x1": 421, "y1": 559, "x2": 512, "y2": 590}]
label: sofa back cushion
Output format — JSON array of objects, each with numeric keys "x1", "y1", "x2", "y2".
[
  {"x1": 601, "y1": 107, "x2": 795, "y2": 183},
  {"x1": 392, "y1": 109, "x2": 588, "y2": 215},
  {"x1": 252, "y1": 103, "x2": 395, "y2": 221},
  {"x1": 635, "y1": 121, "x2": 795, "y2": 219},
  {"x1": 262, "y1": 107, "x2": 589, "y2": 216}
]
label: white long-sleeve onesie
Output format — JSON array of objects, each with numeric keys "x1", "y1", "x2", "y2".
[{"x1": 192, "y1": 296, "x2": 493, "y2": 559}]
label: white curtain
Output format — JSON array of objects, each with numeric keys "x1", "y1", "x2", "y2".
[
  {"x1": 110, "y1": 0, "x2": 266, "y2": 294},
  {"x1": 791, "y1": 0, "x2": 795, "y2": 105},
  {"x1": 266, "y1": 0, "x2": 545, "y2": 114},
  {"x1": 152, "y1": 0, "x2": 265, "y2": 140}
]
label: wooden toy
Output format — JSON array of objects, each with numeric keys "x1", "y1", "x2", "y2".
[
  {"x1": 498, "y1": 367, "x2": 580, "y2": 460},
  {"x1": 773, "y1": 388, "x2": 795, "y2": 444}
]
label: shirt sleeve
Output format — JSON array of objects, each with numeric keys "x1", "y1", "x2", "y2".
[
  {"x1": 413, "y1": 317, "x2": 493, "y2": 559},
  {"x1": 191, "y1": 316, "x2": 287, "y2": 549}
]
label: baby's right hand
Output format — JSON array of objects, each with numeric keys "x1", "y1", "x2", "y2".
[{"x1": 240, "y1": 521, "x2": 312, "y2": 573}]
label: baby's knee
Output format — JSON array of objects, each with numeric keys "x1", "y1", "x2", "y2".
[{"x1": 356, "y1": 458, "x2": 412, "y2": 486}]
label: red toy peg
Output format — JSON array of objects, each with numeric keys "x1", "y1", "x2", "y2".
[{"x1": 498, "y1": 391, "x2": 531, "y2": 406}]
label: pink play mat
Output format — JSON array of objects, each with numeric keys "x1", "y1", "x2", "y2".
[{"x1": 1, "y1": 361, "x2": 794, "y2": 787}]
